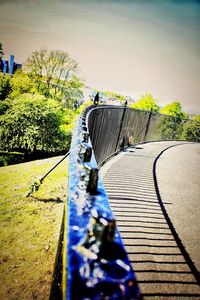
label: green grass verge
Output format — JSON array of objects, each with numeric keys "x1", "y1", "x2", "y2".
[{"x1": 0, "y1": 156, "x2": 68, "y2": 300}]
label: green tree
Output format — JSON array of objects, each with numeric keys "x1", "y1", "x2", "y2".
[
  {"x1": 181, "y1": 115, "x2": 200, "y2": 142},
  {"x1": 160, "y1": 102, "x2": 187, "y2": 120},
  {"x1": 23, "y1": 48, "x2": 81, "y2": 101},
  {"x1": 130, "y1": 93, "x2": 160, "y2": 112},
  {"x1": 159, "y1": 102, "x2": 187, "y2": 140},
  {"x1": 0, "y1": 73, "x2": 11, "y2": 100},
  {"x1": 0, "y1": 93, "x2": 69, "y2": 154}
]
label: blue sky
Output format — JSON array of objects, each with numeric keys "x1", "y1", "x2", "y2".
[{"x1": 0, "y1": 0, "x2": 200, "y2": 112}]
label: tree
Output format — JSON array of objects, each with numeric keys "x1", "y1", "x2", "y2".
[
  {"x1": 160, "y1": 102, "x2": 187, "y2": 120},
  {"x1": 181, "y1": 115, "x2": 200, "y2": 142},
  {"x1": 130, "y1": 93, "x2": 160, "y2": 112},
  {"x1": 23, "y1": 48, "x2": 81, "y2": 101},
  {"x1": 0, "y1": 93, "x2": 69, "y2": 154},
  {"x1": 159, "y1": 102, "x2": 187, "y2": 140}
]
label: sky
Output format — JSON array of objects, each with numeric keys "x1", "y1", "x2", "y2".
[{"x1": 0, "y1": 0, "x2": 200, "y2": 113}]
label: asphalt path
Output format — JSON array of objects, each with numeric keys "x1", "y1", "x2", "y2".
[
  {"x1": 100, "y1": 141, "x2": 200, "y2": 299},
  {"x1": 156, "y1": 142, "x2": 200, "y2": 271}
]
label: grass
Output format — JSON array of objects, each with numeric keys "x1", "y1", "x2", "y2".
[{"x1": 0, "y1": 155, "x2": 68, "y2": 300}]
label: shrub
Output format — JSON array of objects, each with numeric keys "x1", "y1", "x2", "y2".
[{"x1": 0, "y1": 93, "x2": 69, "y2": 154}]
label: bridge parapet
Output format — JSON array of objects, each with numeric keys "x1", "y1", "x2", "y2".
[
  {"x1": 87, "y1": 105, "x2": 193, "y2": 166},
  {"x1": 63, "y1": 105, "x2": 141, "y2": 299}
]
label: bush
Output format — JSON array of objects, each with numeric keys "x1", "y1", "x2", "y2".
[{"x1": 0, "y1": 93, "x2": 69, "y2": 155}]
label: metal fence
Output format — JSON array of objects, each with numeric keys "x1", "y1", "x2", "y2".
[{"x1": 87, "y1": 105, "x2": 199, "y2": 166}]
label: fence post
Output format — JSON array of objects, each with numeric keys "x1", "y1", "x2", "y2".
[
  {"x1": 144, "y1": 109, "x2": 152, "y2": 142},
  {"x1": 115, "y1": 100, "x2": 127, "y2": 152},
  {"x1": 90, "y1": 109, "x2": 97, "y2": 148}
]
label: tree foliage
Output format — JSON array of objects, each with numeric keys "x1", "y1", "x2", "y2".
[
  {"x1": 23, "y1": 48, "x2": 83, "y2": 104},
  {"x1": 130, "y1": 93, "x2": 160, "y2": 112},
  {"x1": 0, "y1": 47, "x2": 87, "y2": 164},
  {"x1": 160, "y1": 102, "x2": 187, "y2": 120},
  {"x1": 159, "y1": 102, "x2": 188, "y2": 140},
  {"x1": 181, "y1": 115, "x2": 200, "y2": 142},
  {"x1": 0, "y1": 93, "x2": 69, "y2": 153},
  {"x1": 159, "y1": 115, "x2": 182, "y2": 140},
  {"x1": 9, "y1": 70, "x2": 37, "y2": 98}
]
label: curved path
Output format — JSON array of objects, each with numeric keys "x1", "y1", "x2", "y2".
[{"x1": 100, "y1": 141, "x2": 200, "y2": 299}]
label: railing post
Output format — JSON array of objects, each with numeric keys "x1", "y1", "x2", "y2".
[
  {"x1": 93, "y1": 92, "x2": 99, "y2": 107},
  {"x1": 144, "y1": 109, "x2": 152, "y2": 142},
  {"x1": 115, "y1": 100, "x2": 127, "y2": 152}
]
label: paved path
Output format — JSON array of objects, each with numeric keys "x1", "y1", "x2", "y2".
[{"x1": 100, "y1": 141, "x2": 200, "y2": 299}]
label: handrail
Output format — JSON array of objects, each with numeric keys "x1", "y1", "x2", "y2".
[{"x1": 62, "y1": 105, "x2": 141, "y2": 299}]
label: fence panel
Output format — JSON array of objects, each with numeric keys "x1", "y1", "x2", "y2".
[{"x1": 87, "y1": 106, "x2": 199, "y2": 165}]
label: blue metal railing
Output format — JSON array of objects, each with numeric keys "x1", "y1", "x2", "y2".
[{"x1": 62, "y1": 106, "x2": 141, "y2": 299}]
